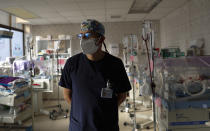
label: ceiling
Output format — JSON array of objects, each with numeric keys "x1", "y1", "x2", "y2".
[{"x1": 0, "y1": 0, "x2": 189, "y2": 25}]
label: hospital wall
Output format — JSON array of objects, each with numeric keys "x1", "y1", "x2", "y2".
[
  {"x1": 31, "y1": 21, "x2": 160, "y2": 57},
  {"x1": 0, "y1": 10, "x2": 23, "y2": 29},
  {"x1": 0, "y1": 10, "x2": 9, "y2": 26},
  {"x1": 31, "y1": 21, "x2": 160, "y2": 99},
  {"x1": 160, "y1": 0, "x2": 210, "y2": 55}
]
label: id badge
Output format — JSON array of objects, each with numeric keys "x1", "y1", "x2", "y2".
[{"x1": 101, "y1": 88, "x2": 113, "y2": 98}]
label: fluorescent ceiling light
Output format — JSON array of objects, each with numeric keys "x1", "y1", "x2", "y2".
[
  {"x1": 129, "y1": 0, "x2": 162, "y2": 14},
  {"x1": 1, "y1": 7, "x2": 38, "y2": 19},
  {"x1": 16, "y1": 17, "x2": 29, "y2": 24}
]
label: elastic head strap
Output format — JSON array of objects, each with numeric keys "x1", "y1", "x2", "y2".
[{"x1": 103, "y1": 42, "x2": 109, "y2": 53}]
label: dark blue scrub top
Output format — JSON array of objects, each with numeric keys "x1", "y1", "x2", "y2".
[{"x1": 59, "y1": 52, "x2": 131, "y2": 131}]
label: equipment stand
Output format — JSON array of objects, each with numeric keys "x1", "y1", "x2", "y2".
[
  {"x1": 48, "y1": 49, "x2": 68, "y2": 120},
  {"x1": 142, "y1": 21, "x2": 156, "y2": 131},
  {"x1": 29, "y1": 40, "x2": 35, "y2": 131},
  {"x1": 123, "y1": 35, "x2": 141, "y2": 131}
]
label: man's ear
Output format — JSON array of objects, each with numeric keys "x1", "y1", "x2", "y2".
[
  {"x1": 99, "y1": 36, "x2": 105, "y2": 44},
  {"x1": 101, "y1": 36, "x2": 105, "y2": 41}
]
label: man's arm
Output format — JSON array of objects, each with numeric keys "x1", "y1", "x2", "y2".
[
  {"x1": 117, "y1": 92, "x2": 127, "y2": 106},
  {"x1": 63, "y1": 88, "x2": 72, "y2": 104}
]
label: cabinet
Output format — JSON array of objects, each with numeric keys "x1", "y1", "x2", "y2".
[
  {"x1": 35, "y1": 39, "x2": 71, "y2": 75},
  {"x1": 0, "y1": 77, "x2": 32, "y2": 125}
]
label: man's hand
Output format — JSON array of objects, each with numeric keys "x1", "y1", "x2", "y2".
[
  {"x1": 117, "y1": 92, "x2": 127, "y2": 106},
  {"x1": 63, "y1": 88, "x2": 72, "y2": 104}
]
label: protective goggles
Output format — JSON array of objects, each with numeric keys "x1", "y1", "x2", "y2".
[{"x1": 77, "y1": 32, "x2": 100, "y2": 39}]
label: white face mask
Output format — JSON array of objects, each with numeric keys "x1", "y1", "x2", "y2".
[{"x1": 80, "y1": 38, "x2": 100, "y2": 54}]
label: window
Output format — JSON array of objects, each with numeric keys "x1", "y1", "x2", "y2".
[
  {"x1": 11, "y1": 30, "x2": 23, "y2": 57},
  {"x1": 0, "y1": 27, "x2": 10, "y2": 61},
  {"x1": 0, "y1": 25, "x2": 24, "y2": 61}
]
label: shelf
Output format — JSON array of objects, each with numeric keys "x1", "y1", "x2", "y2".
[
  {"x1": 0, "y1": 107, "x2": 31, "y2": 124},
  {"x1": 55, "y1": 53, "x2": 70, "y2": 55},
  {"x1": 37, "y1": 39, "x2": 71, "y2": 41},
  {"x1": 38, "y1": 53, "x2": 70, "y2": 56},
  {"x1": 0, "y1": 65, "x2": 12, "y2": 68},
  {"x1": 0, "y1": 89, "x2": 31, "y2": 106}
]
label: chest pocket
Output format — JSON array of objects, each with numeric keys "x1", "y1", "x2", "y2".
[{"x1": 101, "y1": 67, "x2": 119, "y2": 94}]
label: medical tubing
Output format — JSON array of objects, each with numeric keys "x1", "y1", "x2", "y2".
[
  {"x1": 143, "y1": 35, "x2": 154, "y2": 93},
  {"x1": 142, "y1": 34, "x2": 156, "y2": 131}
]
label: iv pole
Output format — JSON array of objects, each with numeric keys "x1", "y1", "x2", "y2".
[
  {"x1": 123, "y1": 34, "x2": 141, "y2": 131},
  {"x1": 49, "y1": 40, "x2": 68, "y2": 120},
  {"x1": 130, "y1": 34, "x2": 139, "y2": 131},
  {"x1": 56, "y1": 46, "x2": 62, "y2": 113},
  {"x1": 142, "y1": 21, "x2": 156, "y2": 131},
  {"x1": 28, "y1": 37, "x2": 35, "y2": 131}
]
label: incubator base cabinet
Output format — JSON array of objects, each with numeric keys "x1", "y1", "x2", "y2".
[
  {"x1": 0, "y1": 87, "x2": 31, "y2": 106},
  {"x1": 155, "y1": 56, "x2": 210, "y2": 131},
  {"x1": 159, "y1": 126, "x2": 210, "y2": 131},
  {"x1": 0, "y1": 76, "x2": 32, "y2": 124},
  {"x1": 32, "y1": 78, "x2": 53, "y2": 114},
  {"x1": 0, "y1": 108, "x2": 31, "y2": 124},
  {"x1": 156, "y1": 100, "x2": 210, "y2": 131}
]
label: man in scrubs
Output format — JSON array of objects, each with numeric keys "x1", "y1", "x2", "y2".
[{"x1": 59, "y1": 19, "x2": 131, "y2": 131}]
